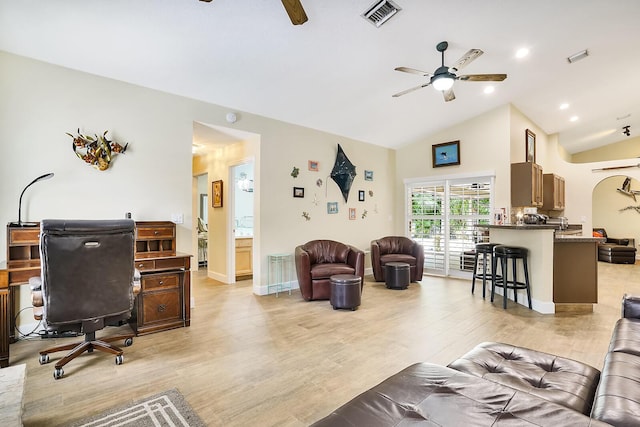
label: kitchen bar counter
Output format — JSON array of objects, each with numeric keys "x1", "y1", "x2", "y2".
[{"x1": 480, "y1": 225, "x2": 600, "y2": 313}]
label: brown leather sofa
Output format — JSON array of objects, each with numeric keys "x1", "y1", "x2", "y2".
[
  {"x1": 593, "y1": 228, "x2": 637, "y2": 264},
  {"x1": 371, "y1": 236, "x2": 424, "y2": 282},
  {"x1": 312, "y1": 294, "x2": 640, "y2": 426},
  {"x1": 295, "y1": 240, "x2": 364, "y2": 301}
]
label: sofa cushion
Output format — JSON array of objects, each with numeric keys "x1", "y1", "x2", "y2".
[
  {"x1": 591, "y1": 350, "x2": 640, "y2": 425},
  {"x1": 310, "y1": 263, "x2": 355, "y2": 280},
  {"x1": 447, "y1": 342, "x2": 600, "y2": 415},
  {"x1": 311, "y1": 362, "x2": 609, "y2": 427}
]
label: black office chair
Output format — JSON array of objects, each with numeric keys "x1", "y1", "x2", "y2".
[{"x1": 30, "y1": 219, "x2": 140, "y2": 379}]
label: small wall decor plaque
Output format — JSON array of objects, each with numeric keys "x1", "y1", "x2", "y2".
[
  {"x1": 308, "y1": 160, "x2": 319, "y2": 171},
  {"x1": 68, "y1": 129, "x2": 128, "y2": 171},
  {"x1": 327, "y1": 202, "x2": 338, "y2": 214},
  {"x1": 364, "y1": 170, "x2": 373, "y2": 181},
  {"x1": 358, "y1": 190, "x2": 365, "y2": 201},
  {"x1": 293, "y1": 187, "x2": 305, "y2": 198},
  {"x1": 349, "y1": 208, "x2": 356, "y2": 220},
  {"x1": 291, "y1": 166, "x2": 300, "y2": 178}
]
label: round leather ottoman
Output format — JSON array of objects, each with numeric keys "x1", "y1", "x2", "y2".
[
  {"x1": 330, "y1": 274, "x2": 362, "y2": 310},
  {"x1": 385, "y1": 262, "x2": 410, "y2": 290}
]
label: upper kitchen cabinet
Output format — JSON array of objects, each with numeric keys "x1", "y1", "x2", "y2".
[
  {"x1": 511, "y1": 162, "x2": 543, "y2": 208},
  {"x1": 542, "y1": 173, "x2": 565, "y2": 211}
]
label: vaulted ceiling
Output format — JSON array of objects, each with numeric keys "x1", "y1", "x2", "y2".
[{"x1": 1, "y1": 1, "x2": 639, "y2": 154}]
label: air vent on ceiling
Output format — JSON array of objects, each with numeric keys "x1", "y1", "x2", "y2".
[{"x1": 361, "y1": 0, "x2": 402, "y2": 27}]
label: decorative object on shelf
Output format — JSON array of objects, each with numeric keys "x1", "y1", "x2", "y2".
[
  {"x1": 330, "y1": 144, "x2": 357, "y2": 202},
  {"x1": 68, "y1": 129, "x2": 128, "y2": 171},
  {"x1": 349, "y1": 208, "x2": 356, "y2": 220},
  {"x1": 358, "y1": 190, "x2": 365, "y2": 201},
  {"x1": 212, "y1": 180, "x2": 223, "y2": 208},
  {"x1": 432, "y1": 140, "x2": 460, "y2": 168},
  {"x1": 525, "y1": 129, "x2": 536, "y2": 163},
  {"x1": 316, "y1": 178, "x2": 323, "y2": 187},
  {"x1": 293, "y1": 187, "x2": 305, "y2": 198},
  {"x1": 9, "y1": 172, "x2": 55, "y2": 227},
  {"x1": 327, "y1": 202, "x2": 338, "y2": 214},
  {"x1": 302, "y1": 211, "x2": 311, "y2": 221},
  {"x1": 308, "y1": 160, "x2": 319, "y2": 171},
  {"x1": 362, "y1": 209, "x2": 368, "y2": 219},
  {"x1": 291, "y1": 167, "x2": 300, "y2": 178},
  {"x1": 364, "y1": 170, "x2": 374, "y2": 181},
  {"x1": 369, "y1": 190, "x2": 374, "y2": 197}
]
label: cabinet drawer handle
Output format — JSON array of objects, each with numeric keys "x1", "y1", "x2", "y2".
[
  {"x1": 138, "y1": 263, "x2": 145, "y2": 268},
  {"x1": 157, "y1": 304, "x2": 166, "y2": 312},
  {"x1": 154, "y1": 231, "x2": 159, "y2": 235},
  {"x1": 159, "y1": 280, "x2": 164, "y2": 285}
]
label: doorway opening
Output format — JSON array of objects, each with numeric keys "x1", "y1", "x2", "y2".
[{"x1": 231, "y1": 162, "x2": 255, "y2": 280}]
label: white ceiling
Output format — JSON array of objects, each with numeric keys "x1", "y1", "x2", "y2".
[{"x1": 2, "y1": 0, "x2": 639, "y2": 154}]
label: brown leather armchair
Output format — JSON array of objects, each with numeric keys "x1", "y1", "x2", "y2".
[
  {"x1": 30, "y1": 219, "x2": 140, "y2": 379},
  {"x1": 371, "y1": 236, "x2": 424, "y2": 282},
  {"x1": 295, "y1": 240, "x2": 364, "y2": 301}
]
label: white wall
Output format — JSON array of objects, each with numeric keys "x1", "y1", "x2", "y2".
[{"x1": 1, "y1": 52, "x2": 397, "y2": 311}]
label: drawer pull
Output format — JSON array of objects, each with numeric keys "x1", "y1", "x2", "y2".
[
  {"x1": 138, "y1": 263, "x2": 145, "y2": 268},
  {"x1": 159, "y1": 280, "x2": 164, "y2": 285},
  {"x1": 154, "y1": 231, "x2": 159, "y2": 235},
  {"x1": 157, "y1": 304, "x2": 166, "y2": 312}
]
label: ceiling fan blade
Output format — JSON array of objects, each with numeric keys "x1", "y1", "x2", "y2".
[
  {"x1": 443, "y1": 88, "x2": 455, "y2": 102},
  {"x1": 449, "y1": 49, "x2": 483, "y2": 72},
  {"x1": 281, "y1": 0, "x2": 308, "y2": 25},
  {"x1": 392, "y1": 82, "x2": 431, "y2": 98},
  {"x1": 199, "y1": 0, "x2": 213, "y2": 2},
  {"x1": 394, "y1": 67, "x2": 433, "y2": 77},
  {"x1": 458, "y1": 74, "x2": 507, "y2": 82}
]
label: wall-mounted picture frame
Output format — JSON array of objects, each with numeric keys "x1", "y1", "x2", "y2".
[
  {"x1": 308, "y1": 160, "x2": 319, "y2": 171},
  {"x1": 327, "y1": 202, "x2": 338, "y2": 214},
  {"x1": 349, "y1": 208, "x2": 356, "y2": 220},
  {"x1": 364, "y1": 170, "x2": 373, "y2": 181},
  {"x1": 432, "y1": 140, "x2": 460, "y2": 168},
  {"x1": 212, "y1": 180, "x2": 223, "y2": 208},
  {"x1": 293, "y1": 187, "x2": 305, "y2": 198},
  {"x1": 525, "y1": 129, "x2": 536, "y2": 163},
  {"x1": 358, "y1": 190, "x2": 365, "y2": 201}
]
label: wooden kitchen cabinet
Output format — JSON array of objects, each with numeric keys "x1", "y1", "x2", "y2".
[
  {"x1": 543, "y1": 173, "x2": 565, "y2": 211},
  {"x1": 235, "y1": 237, "x2": 253, "y2": 278},
  {"x1": 511, "y1": 162, "x2": 543, "y2": 207}
]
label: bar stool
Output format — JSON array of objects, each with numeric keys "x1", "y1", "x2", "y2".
[
  {"x1": 491, "y1": 245, "x2": 532, "y2": 309},
  {"x1": 471, "y1": 243, "x2": 502, "y2": 298}
]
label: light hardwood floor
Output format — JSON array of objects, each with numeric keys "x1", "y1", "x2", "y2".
[{"x1": 10, "y1": 261, "x2": 640, "y2": 426}]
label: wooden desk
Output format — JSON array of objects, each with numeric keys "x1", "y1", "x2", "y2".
[{"x1": 2, "y1": 222, "x2": 191, "y2": 368}]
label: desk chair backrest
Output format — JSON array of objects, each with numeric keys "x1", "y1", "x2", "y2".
[{"x1": 40, "y1": 219, "x2": 136, "y2": 334}]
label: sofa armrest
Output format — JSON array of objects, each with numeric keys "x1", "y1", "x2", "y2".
[
  {"x1": 621, "y1": 294, "x2": 640, "y2": 318},
  {"x1": 607, "y1": 237, "x2": 630, "y2": 246},
  {"x1": 347, "y1": 246, "x2": 365, "y2": 283},
  {"x1": 295, "y1": 246, "x2": 312, "y2": 300},
  {"x1": 371, "y1": 240, "x2": 383, "y2": 281}
]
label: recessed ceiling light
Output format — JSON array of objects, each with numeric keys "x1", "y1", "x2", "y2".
[
  {"x1": 484, "y1": 86, "x2": 495, "y2": 94},
  {"x1": 559, "y1": 103, "x2": 569, "y2": 110},
  {"x1": 570, "y1": 116, "x2": 579, "y2": 122},
  {"x1": 515, "y1": 47, "x2": 529, "y2": 58}
]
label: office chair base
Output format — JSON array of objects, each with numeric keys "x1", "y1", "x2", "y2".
[{"x1": 39, "y1": 332, "x2": 134, "y2": 379}]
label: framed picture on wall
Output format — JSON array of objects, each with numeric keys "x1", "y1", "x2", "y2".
[
  {"x1": 212, "y1": 180, "x2": 223, "y2": 208},
  {"x1": 349, "y1": 208, "x2": 356, "y2": 220},
  {"x1": 293, "y1": 187, "x2": 305, "y2": 198},
  {"x1": 526, "y1": 129, "x2": 536, "y2": 163},
  {"x1": 432, "y1": 140, "x2": 460, "y2": 168},
  {"x1": 358, "y1": 190, "x2": 365, "y2": 202},
  {"x1": 327, "y1": 202, "x2": 338, "y2": 214},
  {"x1": 308, "y1": 160, "x2": 319, "y2": 171}
]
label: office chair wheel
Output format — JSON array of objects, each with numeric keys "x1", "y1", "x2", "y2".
[
  {"x1": 115, "y1": 355, "x2": 124, "y2": 365},
  {"x1": 124, "y1": 337, "x2": 133, "y2": 347},
  {"x1": 39, "y1": 354, "x2": 49, "y2": 365},
  {"x1": 53, "y1": 368, "x2": 64, "y2": 380}
]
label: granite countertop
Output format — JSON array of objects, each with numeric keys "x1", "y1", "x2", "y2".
[
  {"x1": 479, "y1": 224, "x2": 604, "y2": 242},
  {"x1": 554, "y1": 234, "x2": 605, "y2": 243},
  {"x1": 480, "y1": 224, "x2": 557, "y2": 230}
]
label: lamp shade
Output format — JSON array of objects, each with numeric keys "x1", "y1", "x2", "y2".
[{"x1": 432, "y1": 75, "x2": 454, "y2": 91}]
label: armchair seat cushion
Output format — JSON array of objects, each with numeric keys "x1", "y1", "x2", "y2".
[
  {"x1": 310, "y1": 263, "x2": 356, "y2": 280},
  {"x1": 380, "y1": 253, "x2": 417, "y2": 266}
]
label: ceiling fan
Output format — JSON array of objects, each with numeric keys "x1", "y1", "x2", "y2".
[
  {"x1": 198, "y1": 0, "x2": 308, "y2": 26},
  {"x1": 393, "y1": 41, "x2": 507, "y2": 102}
]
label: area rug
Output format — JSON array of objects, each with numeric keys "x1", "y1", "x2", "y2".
[{"x1": 67, "y1": 388, "x2": 206, "y2": 427}]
